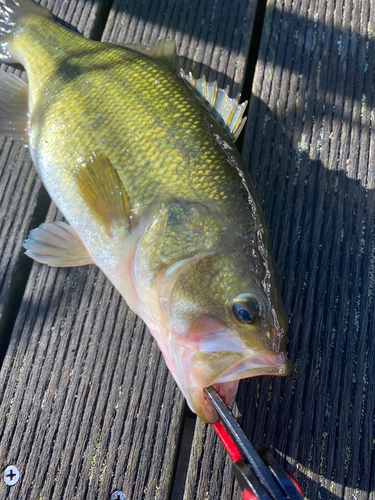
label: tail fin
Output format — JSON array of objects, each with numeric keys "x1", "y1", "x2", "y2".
[
  {"x1": 0, "y1": 0, "x2": 52, "y2": 62},
  {"x1": 0, "y1": 70, "x2": 28, "y2": 141}
]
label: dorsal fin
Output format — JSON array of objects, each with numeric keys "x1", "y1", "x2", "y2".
[
  {"x1": 180, "y1": 70, "x2": 247, "y2": 141},
  {"x1": 124, "y1": 39, "x2": 177, "y2": 72},
  {"x1": 74, "y1": 152, "x2": 132, "y2": 236}
]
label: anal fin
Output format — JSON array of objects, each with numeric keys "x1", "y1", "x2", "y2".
[
  {"x1": 0, "y1": 70, "x2": 29, "y2": 142},
  {"x1": 24, "y1": 221, "x2": 93, "y2": 267},
  {"x1": 74, "y1": 152, "x2": 132, "y2": 236}
]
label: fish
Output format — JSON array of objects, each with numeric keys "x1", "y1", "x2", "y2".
[{"x1": 0, "y1": 0, "x2": 291, "y2": 423}]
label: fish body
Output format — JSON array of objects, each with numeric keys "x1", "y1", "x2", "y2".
[{"x1": 0, "y1": 0, "x2": 290, "y2": 422}]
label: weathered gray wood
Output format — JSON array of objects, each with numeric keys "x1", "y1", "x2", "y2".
[
  {"x1": 0, "y1": 138, "x2": 46, "y2": 353},
  {"x1": 183, "y1": 417, "x2": 241, "y2": 500},
  {"x1": 103, "y1": 0, "x2": 257, "y2": 96},
  {"x1": 185, "y1": 0, "x2": 375, "y2": 498},
  {"x1": 0, "y1": 206, "x2": 184, "y2": 500},
  {"x1": 245, "y1": 0, "x2": 375, "y2": 496}
]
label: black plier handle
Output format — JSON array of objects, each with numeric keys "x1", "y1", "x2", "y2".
[{"x1": 203, "y1": 386, "x2": 304, "y2": 500}]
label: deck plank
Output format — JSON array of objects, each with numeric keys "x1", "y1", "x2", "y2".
[
  {"x1": 0, "y1": 206, "x2": 185, "y2": 500},
  {"x1": 184, "y1": 0, "x2": 375, "y2": 498},
  {"x1": 0, "y1": 138, "x2": 48, "y2": 356},
  {"x1": 0, "y1": 0, "x2": 258, "y2": 499},
  {"x1": 102, "y1": 0, "x2": 256, "y2": 94},
  {"x1": 244, "y1": 0, "x2": 375, "y2": 497}
]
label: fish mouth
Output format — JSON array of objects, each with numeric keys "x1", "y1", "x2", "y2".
[
  {"x1": 187, "y1": 350, "x2": 291, "y2": 423},
  {"x1": 190, "y1": 350, "x2": 291, "y2": 386},
  {"x1": 197, "y1": 380, "x2": 240, "y2": 423}
]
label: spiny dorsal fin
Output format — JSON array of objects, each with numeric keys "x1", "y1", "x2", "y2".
[
  {"x1": 24, "y1": 221, "x2": 93, "y2": 267},
  {"x1": 124, "y1": 39, "x2": 177, "y2": 72},
  {"x1": 74, "y1": 152, "x2": 132, "y2": 235},
  {"x1": 180, "y1": 70, "x2": 247, "y2": 141},
  {"x1": 0, "y1": 70, "x2": 29, "y2": 142}
]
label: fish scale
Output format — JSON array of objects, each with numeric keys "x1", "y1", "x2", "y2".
[{"x1": 1, "y1": 0, "x2": 291, "y2": 422}]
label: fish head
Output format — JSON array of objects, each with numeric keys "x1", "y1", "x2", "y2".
[{"x1": 155, "y1": 247, "x2": 291, "y2": 423}]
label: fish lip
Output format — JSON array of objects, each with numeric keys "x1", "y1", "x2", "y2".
[
  {"x1": 214, "y1": 352, "x2": 292, "y2": 383},
  {"x1": 167, "y1": 326, "x2": 291, "y2": 422},
  {"x1": 188, "y1": 345, "x2": 291, "y2": 387},
  {"x1": 189, "y1": 380, "x2": 239, "y2": 423},
  {"x1": 186, "y1": 352, "x2": 291, "y2": 423}
]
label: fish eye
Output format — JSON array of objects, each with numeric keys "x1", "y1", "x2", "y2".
[{"x1": 232, "y1": 294, "x2": 261, "y2": 324}]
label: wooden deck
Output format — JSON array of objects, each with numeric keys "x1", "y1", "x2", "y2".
[{"x1": 0, "y1": 0, "x2": 374, "y2": 498}]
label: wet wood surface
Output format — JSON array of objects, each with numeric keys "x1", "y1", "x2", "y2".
[{"x1": 0, "y1": 0, "x2": 374, "y2": 498}]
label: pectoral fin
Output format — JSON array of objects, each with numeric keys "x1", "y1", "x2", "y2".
[
  {"x1": 24, "y1": 221, "x2": 93, "y2": 267},
  {"x1": 74, "y1": 151, "x2": 132, "y2": 236},
  {"x1": 0, "y1": 70, "x2": 29, "y2": 142}
]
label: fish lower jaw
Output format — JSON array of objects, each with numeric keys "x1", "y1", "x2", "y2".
[
  {"x1": 187, "y1": 353, "x2": 292, "y2": 423},
  {"x1": 190, "y1": 350, "x2": 291, "y2": 388},
  {"x1": 214, "y1": 352, "x2": 292, "y2": 384},
  {"x1": 190, "y1": 380, "x2": 239, "y2": 424}
]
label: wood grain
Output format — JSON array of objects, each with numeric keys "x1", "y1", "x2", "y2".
[
  {"x1": 102, "y1": 0, "x2": 257, "y2": 96},
  {"x1": 186, "y1": 0, "x2": 375, "y2": 500},
  {"x1": 247, "y1": 0, "x2": 375, "y2": 494},
  {"x1": 0, "y1": 207, "x2": 185, "y2": 500},
  {"x1": 0, "y1": 138, "x2": 47, "y2": 358},
  {"x1": 186, "y1": 0, "x2": 375, "y2": 498}
]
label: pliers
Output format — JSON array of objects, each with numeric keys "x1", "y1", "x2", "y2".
[{"x1": 204, "y1": 386, "x2": 304, "y2": 500}]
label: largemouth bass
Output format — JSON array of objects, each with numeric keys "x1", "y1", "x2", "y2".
[{"x1": 0, "y1": 0, "x2": 290, "y2": 422}]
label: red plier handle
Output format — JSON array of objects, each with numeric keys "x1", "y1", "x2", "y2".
[{"x1": 204, "y1": 386, "x2": 304, "y2": 500}]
